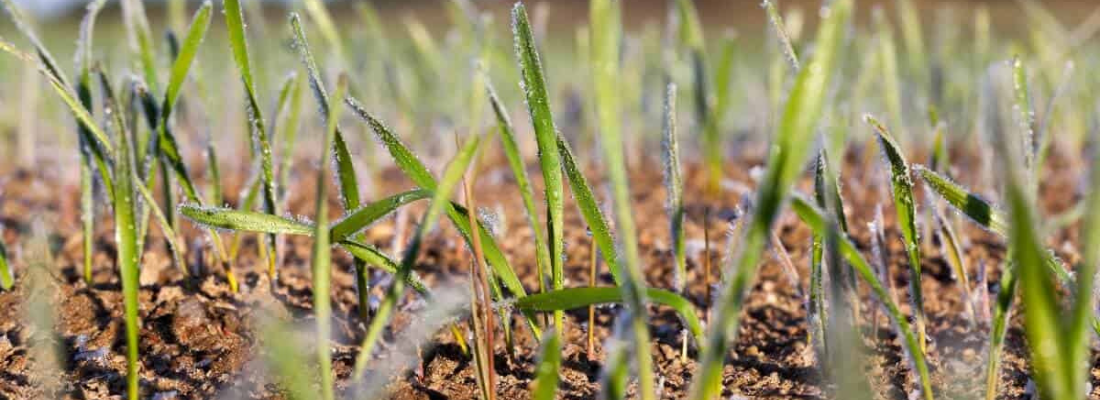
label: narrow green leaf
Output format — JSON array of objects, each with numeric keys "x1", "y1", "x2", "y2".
[
  {"x1": 689, "y1": 1, "x2": 853, "y2": 398},
  {"x1": 0, "y1": 234, "x2": 12, "y2": 290},
  {"x1": 513, "y1": 2, "x2": 566, "y2": 334},
  {"x1": 557, "y1": 136, "x2": 621, "y2": 285},
  {"x1": 865, "y1": 114, "x2": 927, "y2": 352},
  {"x1": 105, "y1": 72, "x2": 142, "y2": 400},
  {"x1": 516, "y1": 287, "x2": 704, "y2": 346},
  {"x1": 180, "y1": 205, "x2": 313, "y2": 236},
  {"x1": 354, "y1": 131, "x2": 484, "y2": 378},
  {"x1": 661, "y1": 82, "x2": 686, "y2": 293},
  {"x1": 345, "y1": 97, "x2": 534, "y2": 316},
  {"x1": 486, "y1": 79, "x2": 551, "y2": 294},
  {"x1": 331, "y1": 189, "x2": 432, "y2": 242},
  {"x1": 225, "y1": 0, "x2": 278, "y2": 278},
  {"x1": 311, "y1": 73, "x2": 347, "y2": 400},
  {"x1": 790, "y1": 195, "x2": 934, "y2": 398}
]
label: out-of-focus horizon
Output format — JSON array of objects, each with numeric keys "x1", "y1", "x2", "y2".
[{"x1": 11, "y1": 0, "x2": 1098, "y2": 25}]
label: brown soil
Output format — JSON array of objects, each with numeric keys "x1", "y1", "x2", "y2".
[{"x1": 0, "y1": 140, "x2": 1096, "y2": 399}]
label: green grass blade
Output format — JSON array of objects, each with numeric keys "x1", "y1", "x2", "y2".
[
  {"x1": 104, "y1": 72, "x2": 142, "y2": 400},
  {"x1": 557, "y1": 136, "x2": 620, "y2": 285},
  {"x1": 1067, "y1": 133, "x2": 1100, "y2": 392},
  {"x1": 531, "y1": 330, "x2": 562, "y2": 400},
  {"x1": 486, "y1": 79, "x2": 551, "y2": 294},
  {"x1": 311, "y1": 73, "x2": 347, "y2": 400},
  {"x1": 339, "y1": 240, "x2": 428, "y2": 295},
  {"x1": 120, "y1": 0, "x2": 158, "y2": 93},
  {"x1": 515, "y1": 287, "x2": 704, "y2": 345},
  {"x1": 353, "y1": 131, "x2": 484, "y2": 378},
  {"x1": 291, "y1": 13, "x2": 371, "y2": 319},
  {"x1": 331, "y1": 189, "x2": 432, "y2": 242},
  {"x1": 589, "y1": 2, "x2": 656, "y2": 396},
  {"x1": 0, "y1": 231, "x2": 11, "y2": 290},
  {"x1": 915, "y1": 165, "x2": 1008, "y2": 235},
  {"x1": 513, "y1": 2, "x2": 566, "y2": 334},
  {"x1": 162, "y1": 1, "x2": 210, "y2": 119},
  {"x1": 180, "y1": 205, "x2": 314, "y2": 236},
  {"x1": 290, "y1": 14, "x2": 362, "y2": 214},
  {"x1": 934, "y1": 210, "x2": 975, "y2": 323},
  {"x1": 225, "y1": 0, "x2": 279, "y2": 278},
  {"x1": 76, "y1": 0, "x2": 108, "y2": 285},
  {"x1": 661, "y1": 82, "x2": 686, "y2": 292},
  {"x1": 689, "y1": 1, "x2": 852, "y2": 398},
  {"x1": 345, "y1": 97, "x2": 534, "y2": 316},
  {"x1": 278, "y1": 72, "x2": 305, "y2": 205},
  {"x1": 790, "y1": 196, "x2": 934, "y2": 398},
  {"x1": 917, "y1": 165, "x2": 1073, "y2": 286},
  {"x1": 865, "y1": 114, "x2": 927, "y2": 352},
  {"x1": 1011, "y1": 57, "x2": 1037, "y2": 185},
  {"x1": 762, "y1": 0, "x2": 799, "y2": 71}
]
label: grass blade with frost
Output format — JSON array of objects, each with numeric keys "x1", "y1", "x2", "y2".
[
  {"x1": 865, "y1": 114, "x2": 927, "y2": 352},
  {"x1": 557, "y1": 136, "x2": 621, "y2": 285},
  {"x1": 225, "y1": 0, "x2": 279, "y2": 278},
  {"x1": 589, "y1": 1, "x2": 657, "y2": 397},
  {"x1": 662, "y1": 82, "x2": 686, "y2": 293},
  {"x1": 689, "y1": 1, "x2": 852, "y2": 398},
  {"x1": 515, "y1": 287, "x2": 704, "y2": 345},
  {"x1": 345, "y1": 97, "x2": 538, "y2": 336},
  {"x1": 353, "y1": 131, "x2": 484, "y2": 378},
  {"x1": 513, "y1": 2, "x2": 566, "y2": 333},
  {"x1": 105, "y1": 73, "x2": 143, "y2": 400},
  {"x1": 291, "y1": 14, "x2": 372, "y2": 320},
  {"x1": 310, "y1": 74, "x2": 347, "y2": 400},
  {"x1": 76, "y1": 0, "x2": 107, "y2": 285},
  {"x1": 487, "y1": 80, "x2": 551, "y2": 294},
  {"x1": 791, "y1": 196, "x2": 934, "y2": 398}
]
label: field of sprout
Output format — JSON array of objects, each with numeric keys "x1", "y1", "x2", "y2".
[{"x1": 2, "y1": 0, "x2": 1100, "y2": 398}]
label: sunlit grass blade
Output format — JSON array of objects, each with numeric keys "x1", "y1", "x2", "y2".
[
  {"x1": 556, "y1": 137, "x2": 621, "y2": 285},
  {"x1": 762, "y1": 0, "x2": 799, "y2": 71},
  {"x1": 277, "y1": 73, "x2": 305, "y2": 206},
  {"x1": 0, "y1": 3, "x2": 114, "y2": 157},
  {"x1": 353, "y1": 131, "x2": 484, "y2": 378},
  {"x1": 180, "y1": 205, "x2": 313, "y2": 236},
  {"x1": 589, "y1": 1, "x2": 656, "y2": 397},
  {"x1": 224, "y1": 0, "x2": 279, "y2": 279},
  {"x1": 1066, "y1": 128, "x2": 1100, "y2": 399},
  {"x1": 75, "y1": 0, "x2": 108, "y2": 285},
  {"x1": 486, "y1": 80, "x2": 551, "y2": 295},
  {"x1": 661, "y1": 82, "x2": 686, "y2": 293},
  {"x1": 103, "y1": 71, "x2": 142, "y2": 400},
  {"x1": 934, "y1": 209, "x2": 975, "y2": 324},
  {"x1": 345, "y1": 97, "x2": 537, "y2": 335},
  {"x1": 120, "y1": 0, "x2": 158, "y2": 93},
  {"x1": 0, "y1": 231, "x2": 11, "y2": 290},
  {"x1": 865, "y1": 114, "x2": 927, "y2": 352},
  {"x1": 310, "y1": 73, "x2": 347, "y2": 400},
  {"x1": 290, "y1": 14, "x2": 371, "y2": 312},
  {"x1": 531, "y1": 330, "x2": 562, "y2": 400},
  {"x1": 513, "y1": 2, "x2": 566, "y2": 334},
  {"x1": 790, "y1": 195, "x2": 934, "y2": 398},
  {"x1": 916, "y1": 164, "x2": 1073, "y2": 286},
  {"x1": 515, "y1": 287, "x2": 704, "y2": 345},
  {"x1": 688, "y1": 1, "x2": 852, "y2": 398},
  {"x1": 331, "y1": 189, "x2": 432, "y2": 242}
]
